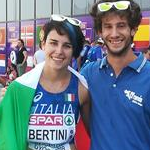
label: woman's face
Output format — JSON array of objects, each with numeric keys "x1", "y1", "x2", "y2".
[
  {"x1": 17, "y1": 40, "x2": 23, "y2": 48},
  {"x1": 43, "y1": 29, "x2": 73, "y2": 70}
]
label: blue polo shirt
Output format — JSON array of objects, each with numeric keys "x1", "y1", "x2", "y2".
[{"x1": 81, "y1": 53, "x2": 150, "y2": 150}]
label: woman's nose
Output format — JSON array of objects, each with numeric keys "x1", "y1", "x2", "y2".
[{"x1": 55, "y1": 45, "x2": 63, "y2": 53}]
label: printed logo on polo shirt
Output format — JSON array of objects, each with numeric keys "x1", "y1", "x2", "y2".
[{"x1": 124, "y1": 89, "x2": 143, "y2": 106}]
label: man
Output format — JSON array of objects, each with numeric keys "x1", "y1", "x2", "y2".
[
  {"x1": 16, "y1": 39, "x2": 28, "y2": 76},
  {"x1": 33, "y1": 41, "x2": 45, "y2": 66},
  {"x1": 79, "y1": 0, "x2": 150, "y2": 150}
]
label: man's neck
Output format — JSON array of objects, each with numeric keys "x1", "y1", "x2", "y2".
[{"x1": 107, "y1": 50, "x2": 137, "y2": 76}]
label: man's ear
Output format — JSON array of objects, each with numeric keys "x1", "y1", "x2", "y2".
[
  {"x1": 131, "y1": 27, "x2": 138, "y2": 37},
  {"x1": 97, "y1": 30, "x2": 102, "y2": 37}
]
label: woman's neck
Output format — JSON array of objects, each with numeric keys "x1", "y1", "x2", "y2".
[{"x1": 40, "y1": 65, "x2": 71, "y2": 93}]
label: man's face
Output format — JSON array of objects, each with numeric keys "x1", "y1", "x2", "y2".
[{"x1": 100, "y1": 13, "x2": 136, "y2": 56}]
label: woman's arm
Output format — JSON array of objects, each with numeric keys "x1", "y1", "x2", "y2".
[{"x1": 78, "y1": 81, "x2": 91, "y2": 136}]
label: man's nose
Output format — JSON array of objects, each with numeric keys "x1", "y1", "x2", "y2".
[{"x1": 111, "y1": 27, "x2": 119, "y2": 38}]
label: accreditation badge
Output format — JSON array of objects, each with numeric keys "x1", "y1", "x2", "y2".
[{"x1": 28, "y1": 114, "x2": 75, "y2": 149}]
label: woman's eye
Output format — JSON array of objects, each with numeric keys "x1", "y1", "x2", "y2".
[
  {"x1": 65, "y1": 44, "x2": 71, "y2": 48},
  {"x1": 64, "y1": 44, "x2": 72, "y2": 49}
]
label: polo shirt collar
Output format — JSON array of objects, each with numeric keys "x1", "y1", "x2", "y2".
[
  {"x1": 99, "y1": 53, "x2": 147, "y2": 73},
  {"x1": 99, "y1": 56, "x2": 107, "y2": 69},
  {"x1": 129, "y1": 53, "x2": 147, "y2": 73}
]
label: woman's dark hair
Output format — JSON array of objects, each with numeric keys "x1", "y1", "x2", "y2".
[
  {"x1": 18, "y1": 38, "x2": 25, "y2": 46},
  {"x1": 39, "y1": 41, "x2": 42, "y2": 49},
  {"x1": 90, "y1": 0, "x2": 142, "y2": 33},
  {"x1": 42, "y1": 19, "x2": 84, "y2": 59}
]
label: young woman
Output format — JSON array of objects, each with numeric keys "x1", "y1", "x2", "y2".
[{"x1": 0, "y1": 14, "x2": 86, "y2": 150}]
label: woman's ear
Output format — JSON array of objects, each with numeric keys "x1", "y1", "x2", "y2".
[{"x1": 41, "y1": 41, "x2": 45, "y2": 51}]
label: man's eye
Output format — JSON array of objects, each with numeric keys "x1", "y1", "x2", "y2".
[
  {"x1": 119, "y1": 25, "x2": 124, "y2": 28},
  {"x1": 50, "y1": 42, "x2": 57, "y2": 45},
  {"x1": 104, "y1": 25, "x2": 111, "y2": 29},
  {"x1": 118, "y1": 24, "x2": 126, "y2": 28}
]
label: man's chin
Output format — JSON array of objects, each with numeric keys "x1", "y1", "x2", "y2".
[{"x1": 108, "y1": 49, "x2": 128, "y2": 57}]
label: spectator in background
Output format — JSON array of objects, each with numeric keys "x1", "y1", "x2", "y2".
[
  {"x1": 87, "y1": 38, "x2": 104, "y2": 61},
  {"x1": 142, "y1": 46, "x2": 150, "y2": 61},
  {"x1": 5, "y1": 63, "x2": 18, "y2": 85},
  {"x1": 77, "y1": 40, "x2": 91, "y2": 70},
  {"x1": 16, "y1": 39, "x2": 28, "y2": 76},
  {"x1": 131, "y1": 42, "x2": 135, "y2": 51},
  {"x1": 81, "y1": 38, "x2": 104, "y2": 68},
  {"x1": 33, "y1": 41, "x2": 45, "y2": 66},
  {"x1": 0, "y1": 77, "x2": 6, "y2": 87},
  {"x1": 0, "y1": 77, "x2": 6, "y2": 103},
  {"x1": 131, "y1": 43, "x2": 140, "y2": 56}
]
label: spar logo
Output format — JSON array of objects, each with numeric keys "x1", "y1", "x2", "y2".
[
  {"x1": 29, "y1": 114, "x2": 63, "y2": 126},
  {"x1": 29, "y1": 114, "x2": 75, "y2": 126},
  {"x1": 64, "y1": 115, "x2": 74, "y2": 126},
  {"x1": 28, "y1": 114, "x2": 75, "y2": 142}
]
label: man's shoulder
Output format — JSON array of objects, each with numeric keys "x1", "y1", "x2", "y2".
[
  {"x1": 144, "y1": 59, "x2": 150, "y2": 70},
  {"x1": 81, "y1": 61, "x2": 100, "y2": 73}
]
